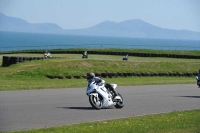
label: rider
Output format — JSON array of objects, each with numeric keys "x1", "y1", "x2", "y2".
[
  {"x1": 84, "y1": 51, "x2": 87, "y2": 56},
  {"x1": 87, "y1": 72, "x2": 118, "y2": 99},
  {"x1": 196, "y1": 69, "x2": 200, "y2": 87},
  {"x1": 45, "y1": 50, "x2": 49, "y2": 54}
]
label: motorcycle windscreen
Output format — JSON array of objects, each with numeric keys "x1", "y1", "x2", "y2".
[
  {"x1": 86, "y1": 81, "x2": 98, "y2": 94},
  {"x1": 110, "y1": 84, "x2": 117, "y2": 89}
]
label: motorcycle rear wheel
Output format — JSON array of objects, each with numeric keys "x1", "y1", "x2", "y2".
[
  {"x1": 89, "y1": 95, "x2": 102, "y2": 110},
  {"x1": 114, "y1": 93, "x2": 124, "y2": 108}
]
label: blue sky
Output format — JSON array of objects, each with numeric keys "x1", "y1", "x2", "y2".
[{"x1": 0, "y1": 0, "x2": 200, "y2": 32}]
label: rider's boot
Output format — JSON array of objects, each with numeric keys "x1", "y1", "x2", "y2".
[
  {"x1": 112, "y1": 89, "x2": 122, "y2": 101},
  {"x1": 105, "y1": 83, "x2": 119, "y2": 100}
]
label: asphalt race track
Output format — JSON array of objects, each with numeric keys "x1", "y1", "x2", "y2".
[{"x1": 0, "y1": 84, "x2": 199, "y2": 132}]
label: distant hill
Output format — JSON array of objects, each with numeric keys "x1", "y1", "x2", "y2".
[
  {"x1": 64, "y1": 19, "x2": 200, "y2": 40},
  {"x1": 0, "y1": 13, "x2": 63, "y2": 33},
  {"x1": 1, "y1": 13, "x2": 200, "y2": 40}
]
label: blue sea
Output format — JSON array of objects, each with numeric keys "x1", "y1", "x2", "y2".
[{"x1": 0, "y1": 31, "x2": 200, "y2": 52}]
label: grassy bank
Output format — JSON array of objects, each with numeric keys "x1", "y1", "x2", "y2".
[
  {"x1": 0, "y1": 54, "x2": 199, "y2": 91},
  {"x1": 1, "y1": 54, "x2": 200, "y2": 75},
  {"x1": 8, "y1": 109, "x2": 200, "y2": 133}
]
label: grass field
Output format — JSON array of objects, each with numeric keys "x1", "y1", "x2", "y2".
[
  {"x1": 0, "y1": 53, "x2": 199, "y2": 91},
  {"x1": 6, "y1": 109, "x2": 200, "y2": 133},
  {"x1": 1, "y1": 51, "x2": 200, "y2": 132}
]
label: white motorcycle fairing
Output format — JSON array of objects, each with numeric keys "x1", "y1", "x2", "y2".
[
  {"x1": 196, "y1": 76, "x2": 200, "y2": 87},
  {"x1": 86, "y1": 81, "x2": 115, "y2": 107},
  {"x1": 44, "y1": 52, "x2": 52, "y2": 58},
  {"x1": 86, "y1": 79, "x2": 124, "y2": 110}
]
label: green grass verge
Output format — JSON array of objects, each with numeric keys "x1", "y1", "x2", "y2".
[
  {"x1": 0, "y1": 76, "x2": 195, "y2": 91},
  {"x1": 7, "y1": 109, "x2": 200, "y2": 133}
]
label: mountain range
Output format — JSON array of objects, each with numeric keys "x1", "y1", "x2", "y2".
[{"x1": 0, "y1": 13, "x2": 200, "y2": 40}]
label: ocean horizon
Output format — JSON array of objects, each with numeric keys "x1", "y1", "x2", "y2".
[{"x1": 0, "y1": 31, "x2": 200, "y2": 51}]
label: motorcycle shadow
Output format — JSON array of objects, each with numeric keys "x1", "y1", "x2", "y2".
[
  {"x1": 176, "y1": 96, "x2": 200, "y2": 98},
  {"x1": 57, "y1": 106, "x2": 115, "y2": 110}
]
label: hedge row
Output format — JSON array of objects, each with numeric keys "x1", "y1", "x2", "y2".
[
  {"x1": 46, "y1": 72, "x2": 197, "y2": 79},
  {"x1": 1, "y1": 56, "x2": 54, "y2": 67},
  {"x1": 48, "y1": 50, "x2": 200, "y2": 59}
]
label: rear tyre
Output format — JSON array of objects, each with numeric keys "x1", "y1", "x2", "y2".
[
  {"x1": 114, "y1": 93, "x2": 124, "y2": 108},
  {"x1": 89, "y1": 95, "x2": 102, "y2": 110}
]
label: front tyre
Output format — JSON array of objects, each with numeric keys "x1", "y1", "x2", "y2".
[
  {"x1": 114, "y1": 93, "x2": 124, "y2": 108},
  {"x1": 89, "y1": 95, "x2": 102, "y2": 110}
]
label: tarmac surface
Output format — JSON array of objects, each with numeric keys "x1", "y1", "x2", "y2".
[{"x1": 0, "y1": 84, "x2": 200, "y2": 132}]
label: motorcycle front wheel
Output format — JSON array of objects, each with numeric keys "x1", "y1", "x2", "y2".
[
  {"x1": 89, "y1": 95, "x2": 102, "y2": 110},
  {"x1": 114, "y1": 93, "x2": 124, "y2": 108}
]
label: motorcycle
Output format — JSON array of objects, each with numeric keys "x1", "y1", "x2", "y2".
[
  {"x1": 86, "y1": 80, "x2": 124, "y2": 110},
  {"x1": 44, "y1": 52, "x2": 52, "y2": 58},
  {"x1": 196, "y1": 76, "x2": 200, "y2": 88},
  {"x1": 82, "y1": 54, "x2": 88, "y2": 59}
]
